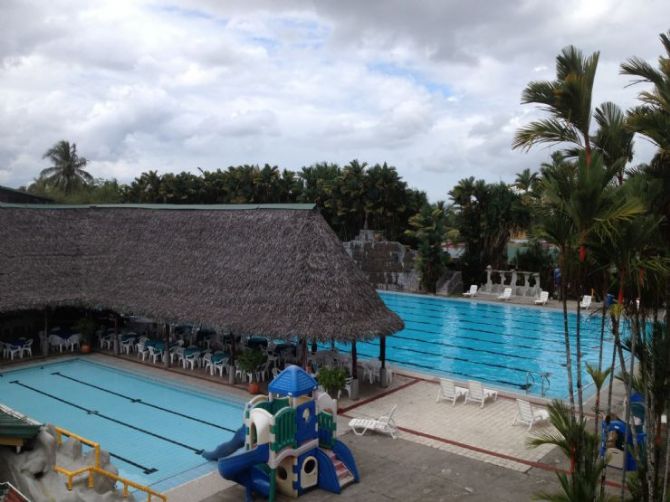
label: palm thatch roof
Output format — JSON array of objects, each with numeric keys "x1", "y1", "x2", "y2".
[{"x1": 0, "y1": 203, "x2": 403, "y2": 341}]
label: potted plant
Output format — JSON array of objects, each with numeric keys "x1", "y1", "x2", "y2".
[
  {"x1": 238, "y1": 348, "x2": 267, "y2": 394},
  {"x1": 317, "y1": 367, "x2": 347, "y2": 399},
  {"x1": 74, "y1": 318, "x2": 98, "y2": 354}
]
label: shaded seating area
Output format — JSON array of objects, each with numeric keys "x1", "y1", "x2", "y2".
[{"x1": 0, "y1": 204, "x2": 404, "y2": 400}]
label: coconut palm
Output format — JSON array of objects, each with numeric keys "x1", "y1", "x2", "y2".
[
  {"x1": 514, "y1": 168, "x2": 540, "y2": 193},
  {"x1": 40, "y1": 140, "x2": 92, "y2": 194},
  {"x1": 513, "y1": 46, "x2": 600, "y2": 164}
]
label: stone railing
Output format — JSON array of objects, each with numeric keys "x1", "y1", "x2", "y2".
[{"x1": 482, "y1": 266, "x2": 540, "y2": 298}]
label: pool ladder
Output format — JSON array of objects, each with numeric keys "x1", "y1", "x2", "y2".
[{"x1": 524, "y1": 371, "x2": 551, "y2": 397}]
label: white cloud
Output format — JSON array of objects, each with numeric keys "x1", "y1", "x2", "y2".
[{"x1": 0, "y1": 0, "x2": 668, "y2": 201}]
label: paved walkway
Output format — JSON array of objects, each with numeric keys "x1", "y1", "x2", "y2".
[
  {"x1": 340, "y1": 378, "x2": 555, "y2": 472},
  {"x1": 202, "y1": 432, "x2": 562, "y2": 501}
]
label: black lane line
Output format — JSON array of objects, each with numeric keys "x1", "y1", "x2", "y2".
[
  {"x1": 52, "y1": 372, "x2": 235, "y2": 433},
  {"x1": 352, "y1": 346, "x2": 526, "y2": 389},
  {"x1": 381, "y1": 293, "x2": 608, "y2": 334},
  {"x1": 356, "y1": 338, "x2": 540, "y2": 375},
  {"x1": 385, "y1": 332, "x2": 567, "y2": 369},
  {"x1": 385, "y1": 302, "x2": 607, "y2": 344},
  {"x1": 394, "y1": 311, "x2": 606, "y2": 348},
  {"x1": 387, "y1": 294, "x2": 600, "y2": 338},
  {"x1": 381, "y1": 292, "x2": 607, "y2": 325},
  {"x1": 400, "y1": 320, "x2": 605, "y2": 354},
  {"x1": 10, "y1": 380, "x2": 204, "y2": 455}
]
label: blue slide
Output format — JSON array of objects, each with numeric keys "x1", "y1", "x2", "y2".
[
  {"x1": 218, "y1": 443, "x2": 271, "y2": 500},
  {"x1": 202, "y1": 426, "x2": 246, "y2": 460}
]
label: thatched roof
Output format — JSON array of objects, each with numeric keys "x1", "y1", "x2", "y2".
[{"x1": 0, "y1": 203, "x2": 403, "y2": 341}]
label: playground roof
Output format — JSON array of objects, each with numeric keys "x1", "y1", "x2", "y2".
[
  {"x1": 268, "y1": 365, "x2": 318, "y2": 397},
  {"x1": 0, "y1": 204, "x2": 403, "y2": 341}
]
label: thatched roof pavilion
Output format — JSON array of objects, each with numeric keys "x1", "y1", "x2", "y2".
[{"x1": 0, "y1": 203, "x2": 403, "y2": 342}]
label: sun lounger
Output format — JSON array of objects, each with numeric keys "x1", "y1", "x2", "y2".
[
  {"x1": 463, "y1": 285, "x2": 478, "y2": 297},
  {"x1": 534, "y1": 291, "x2": 549, "y2": 305},
  {"x1": 465, "y1": 380, "x2": 498, "y2": 408},
  {"x1": 435, "y1": 378, "x2": 469, "y2": 406},
  {"x1": 349, "y1": 404, "x2": 398, "y2": 439},
  {"x1": 580, "y1": 295, "x2": 592, "y2": 310},
  {"x1": 498, "y1": 287, "x2": 512, "y2": 301},
  {"x1": 513, "y1": 399, "x2": 550, "y2": 431}
]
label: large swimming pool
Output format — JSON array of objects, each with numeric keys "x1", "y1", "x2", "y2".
[
  {"x1": 0, "y1": 359, "x2": 244, "y2": 492},
  {"x1": 357, "y1": 291, "x2": 616, "y2": 400}
]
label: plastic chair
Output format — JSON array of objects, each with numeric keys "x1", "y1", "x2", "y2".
[
  {"x1": 349, "y1": 404, "x2": 398, "y2": 439},
  {"x1": 436, "y1": 378, "x2": 468, "y2": 406},
  {"x1": 21, "y1": 339, "x2": 33, "y2": 358},
  {"x1": 465, "y1": 380, "x2": 498, "y2": 408},
  {"x1": 513, "y1": 399, "x2": 550, "y2": 431},
  {"x1": 463, "y1": 285, "x2": 478, "y2": 297}
]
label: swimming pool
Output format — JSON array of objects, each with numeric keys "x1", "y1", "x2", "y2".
[
  {"x1": 356, "y1": 291, "x2": 616, "y2": 400},
  {"x1": 0, "y1": 359, "x2": 244, "y2": 492}
]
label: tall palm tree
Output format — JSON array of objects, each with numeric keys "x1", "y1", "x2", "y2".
[
  {"x1": 591, "y1": 102, "x2": 635, "y2": 185},
  {"x1": 514, "y1": 168, "x2": 540, "y2": 193},
  {"x1": 41, "y1": 140, "x2": 92, "y2": 194},
  {"x1": 513, "y1": 46, "x2": 600, "y2": 164}
]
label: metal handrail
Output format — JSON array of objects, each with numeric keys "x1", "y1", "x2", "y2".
[{"x1": 53, "y1": 426, "x2": 167, "y2": 501}]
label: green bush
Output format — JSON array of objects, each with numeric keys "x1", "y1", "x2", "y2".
[
  {"x1": 317, "y1": 367, "x2": 347, "y2": 398},
  {"x1": 238, "y1": 348, "x2": 267, "y2": 380}
]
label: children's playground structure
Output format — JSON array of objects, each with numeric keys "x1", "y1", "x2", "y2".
[
  {"x1": 600, "y1": 392, "x2": 647, "y2": 471},
  {"x1": 205, "y1": 365, "x2": 359, "y2": 501}
]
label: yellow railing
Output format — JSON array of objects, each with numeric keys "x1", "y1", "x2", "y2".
[{"x1": 53, "y1": 426, "x2": 167, "y2": 502}]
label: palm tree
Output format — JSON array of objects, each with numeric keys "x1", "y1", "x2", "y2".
[
  {"x1": 514, "y1": 168, "x2": 540, "y2": 193},
  {"x1": 591, "y1": 102, "x2": 635, "y2": 185},
  {"x1": 41, "y1": 140, "x2": 92, "y2": 194},
  {"x1": 513, "y1": 46, "x2": 600, "y2": 164},
  {"x1": 529, "y1": 401, "x2": 616, "y2": 502}
]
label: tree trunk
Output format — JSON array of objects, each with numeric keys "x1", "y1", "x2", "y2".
[
  {"x1": 560, "y1": 253, "x2": 576, "y2": 416},
  {"x1": 576, "y1": 294, "x2": 584, "y2": 421}
]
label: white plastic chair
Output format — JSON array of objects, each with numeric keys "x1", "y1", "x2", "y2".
[
  {"x1": 349, "y1": 404, "x2": 398, "y2": 439},
  {"x1": 497, "y1": 287, "x2": 512, "y2": 301},
  {"x1": 49, "y1": 334, "x2": 67, "y2": 353},
  {"x1": 435, "y1": 378, "x2": 469, "y2": 406},
  {"x1": 148, "y1": 345, "x2": 162, "y2": 364},
  {"x1": 182, "y1": 350, "x2": 200, "y2": 370},
  {"x1": 534, "y1": 291, "x2": 549, "y2": 305},
  {"x1": 6, "y1": 342, "x2": 23, "y2": 360},
  {"x1": 580, "y1": 295, "x2": 592, "y2": 310},
  {"x1": 363, "y1": 359, "x2": 381, "y2": 384},
  {"x1": 513, "y1": 399, "x2": 550, "y2": 431},
  {"x1": 463, "y1": 285, "x2": 478, "y2": 297},
  {"x1": 465, "y1": 380, "x2": 498, "y2": 408},
  {"x1": 338, "y1": 376, "x2": 354, "y2": 400},
  {"x1": 67, "y1": 334, "x2": 80, "y2": 352},
  {"x1": 21, "y1": 339, "x2": 33, "y2": 358}
]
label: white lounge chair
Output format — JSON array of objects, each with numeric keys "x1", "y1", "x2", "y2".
[
  {"x1": 435, "y1": 378, "x2": 469, "y2": 406},
  {"x1": 580, "y1": 295, "x2": 592, "y2": 310},
  {"x1": 513, "y1": 399, "x2": 550, "y2": 431},
  {"x1": 349, "y1": 404, "x2": 398, "y2": 439},
  {"x1": 465, "y1": 381, "x2": 498, "y2": 408},
  {"x1": 534, "y1": 291, "x2": 549, "y2": 305},
  {"x1": 463, "y1": 285, "x2": 478, "y2": 297},
  {"x1": 497, "y1": 287, "x2": 512, "y2": 301}
]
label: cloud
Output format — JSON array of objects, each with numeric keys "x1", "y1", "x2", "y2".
[{"x1": 0, "y1": 0, "x2": 668, "y2": 201}]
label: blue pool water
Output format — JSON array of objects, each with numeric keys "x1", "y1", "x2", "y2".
[
  {"x1": 356, "y1": 291, "x2": 617, "y2": 400},
  {"x1": 0, "y1": 359, "x2": 244, "y2": 492}
]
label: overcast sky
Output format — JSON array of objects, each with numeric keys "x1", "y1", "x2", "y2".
[{"x1": 1, "y1": 1, "x2": 668, "y2": 201}]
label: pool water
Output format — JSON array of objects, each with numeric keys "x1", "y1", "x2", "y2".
[
  {"x1": 0, "y1": 359, "x2": 244, "y2": 492},
  {"x1": 356, "y1": 292, "x2": 617, "y2": 400}
]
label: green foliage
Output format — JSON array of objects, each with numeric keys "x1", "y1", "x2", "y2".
[
  {"x1": 529, "y1": 401, "x2": 616, "y2": 502},
  {"x1": 26, "y1": 177, "x2": 123, "y2": 204},
  {"x1": 449, "y1": 178, "x2": 530, "y2": 285},
  {"x1": 237, "y1": 348, "x2": 267, "y2": 377},
  {"x1": 316, "y1": 366, "x2": 347, "y2": 398},
  {"x1": 511, "y1": 239, "x2": 557, "y2": 285},
  {"x1": 40, "y1": 140, "x2": 93, "y2": 194},
  {"x1": 73, "y1": 318, "x2": 98, "y2": 344},
  {"x1": 405, "y1": 202, "x2": 450, "y2": 293}
]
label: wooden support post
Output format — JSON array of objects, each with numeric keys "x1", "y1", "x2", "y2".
[
  {"x1": 164, "y1": 323, "x2": 170, "y2": 368},
  {"x1": 379, "y1": 335, "x2": 388, "y2": 387},
  {"x1": 351, "y1": 340, "x2": 359, "y2": 400},
  {"x1": 42, "y1": 309, "x2": 49, "y2": 357}
]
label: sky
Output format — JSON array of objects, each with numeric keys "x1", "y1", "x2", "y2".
[{"x1": 1, "y1": 1, "x2": 668, "y2": 201}]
